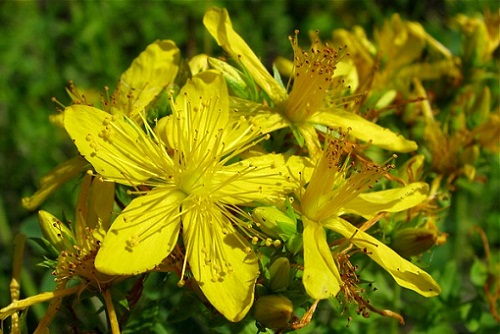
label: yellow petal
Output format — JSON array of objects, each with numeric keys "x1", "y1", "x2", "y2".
[
  {"x1": 189, "y1": 53, "x2": 210, "y2": 75},
  {"x1": 302, "y1": 217, "x2": 341, "y2": 299},
  {"x1": 22, "y1": 156, "x2": 88, "y2": 210},
  {"x1": 331, "y1": 27, "x2": 375, "y2": 85},
  {"x1": 86, "y1": 176, "x2": 115, "y2": 233},
  {"x1": 310, "y1": 109, "x2": 418, "y2": 152},
  {"x1": 375, "y1": 14, "x2": 426, "y2": 71},
  {"x1": 396, "y1": 154, "x2": 425, "y2": 183},
  {"x1": 95, "y1": 188, "x2": 183, "y2": 275},
  {"x1": 344, "y1": 182, "x2": 429, "y2": 219},
  {"x1": 273, "y1": 56, "x2": 294, "y2": 78},
  {"x1": 64, "y1": 105, "x2": 171, "y2": 184},
  {"x1": 203, "y1": 7, "x2": 287, "y2": 103},
  {"x1": 333, "y1": 58, "x2": 359, "y2": 93},
  {"x1": 182, "y1": 208, "x2": 258, "y2": 322},
  {"x1": 325, "y1": 217, "x2": 441, "y2": 297},
  {"x1": 158, "y1": 71, "x2": 234, "y2": 152},
  {"x1": 299, "y1": 123, "x2": 322, "y2": 160},
  {"x1": 113, "y1": 40, "x2": 180, "y2": 124},
  {"x1": 74, "y1": 174, "x2": 115, "y2": 247},
  {"x1": 229, "y1": 97, "x2": 289, "y2": 134},
  {"x1": 215, "y1": 154, "x2": 294, "y2": 205},
  {"x1": 285, "y1": 155, "x2": 315, "y2": 187}
]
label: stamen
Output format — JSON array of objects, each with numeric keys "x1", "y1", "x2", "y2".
[
  {"x1": 283, "y1": 31, "x2": 346, "y2": 123},
  {"x1": 84, "y1": 112, "x2": 173, "y2": 188},
  {"x1": 302, "y1": 131, "x2": 393, "y2": 222},
  {"x1": 51, "y1": 97, "x2": 66, "y2": 110}
]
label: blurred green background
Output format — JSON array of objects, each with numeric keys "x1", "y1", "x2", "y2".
[{"x1": 0, "y1": 1, "x2": 498, "y2": 333}]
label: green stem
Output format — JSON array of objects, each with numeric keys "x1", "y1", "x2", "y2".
[
  {"x1": 104, "y1": 288, "x2": 121, "y2": 334},
  {"x1": 0, "y1": 285, "x2": 81, "y2": 320},
  {"x1": 453, "y1": 191, "x2": 469, "y2": 269},
  {"x1": 0, "y1": 196, "x2": 12, "y2": 247},
  {"x1": 9, "y1": 234, "x2": 25, "y2": 334}
]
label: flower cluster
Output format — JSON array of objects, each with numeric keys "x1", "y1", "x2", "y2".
[{"x1": 3, "y1": 7, "x2": 498, "y2": 334}]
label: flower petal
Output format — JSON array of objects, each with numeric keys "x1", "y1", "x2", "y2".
[
  {"x1": 64, "y1": 105, "x2": 172, "y2": 184},
  {"x1": 343, "y1": 182, "x2": 429, "y2": 219},
  {"x1": 22, "y1": 156, "x2": 88, "y2": 210},
  {"x1": 113, "y1": 40, "x2": 180, "y2": 124},
  {"x1": 158, "y1": 71, "x2": 246, "y2": 154},
  {"x1": 302, "y1": 217, "x2": 342, "y2": 299},
  {"x1": 95, "y1": 188, "x2": 183, "y2": 275},
  {"x1": 325, "y1": 217, "x2": 441, "y2": 297},
  {"x1": 74, "y1": 174, "x2": 115, "y2": 247},
  {"x1": 182, "y1": 207, "x2": 258, "y2": 321},
  {"x1": 215, "y1": 154, "x2": 295, "y2": 205},
  {"x1": 203, "y1": 7, "x2": 287, "y2": 103},
  {"x1": 230, "y1": 97, "x2": 289, "y2": 134},
  {"x1": 310, "y1": 110, "x2": 418, "y2": 152},
  {"x1": 299, "y1": 123, "x2": 322, "y2": 160}
]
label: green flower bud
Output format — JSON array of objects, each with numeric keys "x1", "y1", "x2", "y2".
[
  {"x1": 253, "y1": 206, "x2": 296, "y2": 239},
  {"x1": 391, "y1": 227, "x2": 437, "y2": 258},
  {"x1": 38, "y1": 210, "x2": 75, "y2": 252},
  {"x1": 208, "y1": 57, "x2": 249, "y2": 98},
  {"x1": 254, "y1": 295, "x2": 293, "y2": 330},
  {"x1": 269, "y1": 257, "x2": 290, "y2": 292}
]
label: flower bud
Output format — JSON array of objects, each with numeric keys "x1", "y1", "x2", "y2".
[
  {"x1": 269, "y1": 257, "x2": 290, "y2": 292},
  {"x1": 253, "y1": 206, "x2": 296, "y2": 239},
  {"x1": 254, "y1": 295, "x2": 293, "y2": 330},
  {"x1": 38, "y1": 210, "x2": 75, "y2": 252},
  {"x1": 208, "y1": 57, "x2": 249, "y2": 98},
  {"x1": 391, "y1": 227, "x2": 437, "y2": 258}
]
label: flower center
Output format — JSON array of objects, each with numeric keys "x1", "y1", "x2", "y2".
[{"x1": 177, "y1": 165, "x2": 213, "y2": 197}]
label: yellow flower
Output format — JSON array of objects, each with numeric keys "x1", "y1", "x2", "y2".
[
  {"x1": 453, "y1": 11, "x2": 500, "y2": 65},
  {"x1": 203, "y1": 7, "x2": 417, "y2": 158},
  {"x1": 63, "y1": 70, "x2": 297, "y2": 321},
  {"x1": 332, "y1": 14, "x2": 461, "y2": 94},
  {"x1": 22, "y1": 40, "x2": 180, "y2": 210},
  {"x1": 298, "y1": 134, "x2": 441, "y2": 300}
]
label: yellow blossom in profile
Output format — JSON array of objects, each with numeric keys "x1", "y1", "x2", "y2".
[
  {"x1": 298, "y1": 133, "x2": 441, "y2": 300},
  {"x1": 453, "y1": 11, "x2": 500, "y2": 65},
  {"x1": 203, "y1": 7, "x2": 417, "y2": 158},
  {"x1": 332, "y1": 14, "x2": 461, "y2": 95},
  {"x1": 63, "y1": 70, "x2": 299, "y2": 322},
  {"x1": 1, "y1": 175, "x2": 120, "y2": 333}
]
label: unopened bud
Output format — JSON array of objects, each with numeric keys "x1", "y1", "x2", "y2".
[
  {"x1": 208, "y1": 57, "x2": 249, "y2": 98},
  {"x1": 269, "y1": 257, "x2": 290, "y2": 292},
  {"x1": 253, "y1": 206, "x2": 296, "y2": 239},
  {"x1": 254, "y1": 295, "x2": 293, "y2": 330},
  {"x1": 38, "y1": 210, "x2": 75, "y2": 252},
  {"x1": 391, "y1": 227, "x2": 437, "y2": 258}
]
